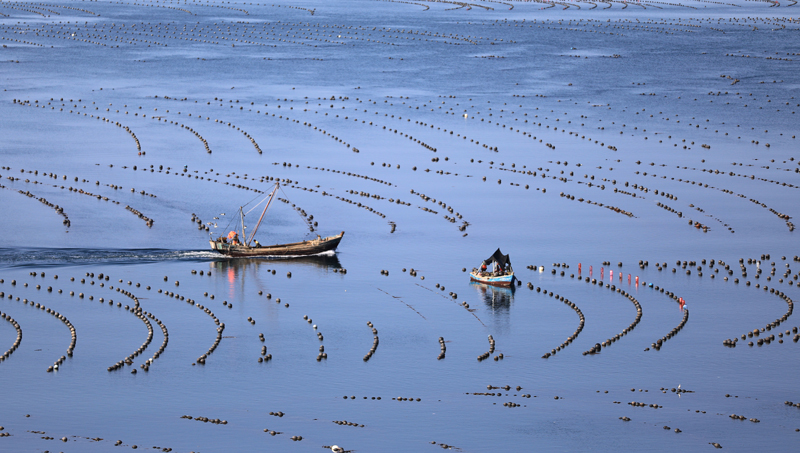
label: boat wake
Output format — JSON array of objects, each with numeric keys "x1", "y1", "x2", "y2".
[{"x1": 0, "y1": 248, "x2": 221, "y2": 268}]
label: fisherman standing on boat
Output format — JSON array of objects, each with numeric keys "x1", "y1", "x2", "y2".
[{"x1": 228, "y1": 230, "x2": 239, "y2": 245}]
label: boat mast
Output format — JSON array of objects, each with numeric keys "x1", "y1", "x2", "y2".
[
  {"x1": 247, "y1": 182, "x2": 279, "y2": 247},
  {"x1": 240, "y1": 207, "x2": 246, "y2": 244}
]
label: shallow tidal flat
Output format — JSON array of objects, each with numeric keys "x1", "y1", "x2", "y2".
[{"x1": 1, "y1": 0, "x2": 800, "y2": 451}]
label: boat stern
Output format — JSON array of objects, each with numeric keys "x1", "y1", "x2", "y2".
[{"x1": 210, "y1": 240, "x2": 232, "y2": 255}]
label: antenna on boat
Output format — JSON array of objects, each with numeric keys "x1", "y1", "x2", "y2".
[{"x1": 246, "y1": 182, "x2": 280, "y2": 247}]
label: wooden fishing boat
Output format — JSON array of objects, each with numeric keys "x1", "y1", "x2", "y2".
[
  {"x1": 210, "y1": 232, "x2": 344, "y2": 257},
  {"x1": 209, "y1": 183, "x2": 344, "y2": 258},
  {"x1": 470, "y1": 248, "x2": 515, "y2": 287}
]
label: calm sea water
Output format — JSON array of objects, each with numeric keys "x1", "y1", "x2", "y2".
[{"x1": 1, "y1": 1, "x2": 800, "y2": 451}]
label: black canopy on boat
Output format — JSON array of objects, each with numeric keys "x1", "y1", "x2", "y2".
[{"x1": 483, "y1": 248, "x2": 511, "y2": 269}]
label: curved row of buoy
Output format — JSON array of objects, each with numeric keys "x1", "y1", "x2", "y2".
[
  {"x1": 528, "y1": 283, "x2": 585, "y2": 358},
  {"x1": 363, "y1": 321, "x2": 378, "y2": 361},
  {"x1": 0, "y1": 307, "x2": 22, "y2": 364},
  {"x1": 3, "y1": 167, "x2": 163, "y2": 230},
  {"x1": 107, "y1": 290, "x2": 153, "y2": 373},
  {"x1": 579, "y1": 276, "x2": 642, "y2": 355},
  {"x1": 644, "y1": 285, "x2": 689, "y2": 351},
  {"x1": 727, "y1": 286, "x2": 794, "y2": 347},
  {"x1": 13, "y1": 99, "x2": 141, "y2": 153},
  {"x1": 141, "y1": 310, "x2": 168, "y2": 371},
  {"x1": 477, "y1": 334, "x2": 496, "y2": 361},
  {"x1": 125, "y1": 205, "x2": 154, "y2": 227},
  {"x1": 258, "y1": 332, "x2": 272, "y2": 363},
  {"x1": 176, "y1": 289, "x2": 223, "y2": 365},
  {"x1": 0, "y1": 287, "x2": 75, "y2": 372},
  {"x1": 437, "y1": 336, "x2": 446, "y2": 360},
  {"x1": 0, "y1": 183, "x2": 71, "y2": 228}
]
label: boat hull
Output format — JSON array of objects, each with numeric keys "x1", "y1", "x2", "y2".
[
  {"x1": 469, "y1": 271, "x2": 515, "y2": 287},
  {"x1": 210, "y1": 232, "x2": 344, "y2": 258}
]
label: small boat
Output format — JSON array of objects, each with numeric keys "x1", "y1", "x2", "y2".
[
  {"x1": 209, "y1": 183, "x2": 344, "y2": 258},
  {"x1": 470, "y1": 248, "x2": 515, "y2": 287}
]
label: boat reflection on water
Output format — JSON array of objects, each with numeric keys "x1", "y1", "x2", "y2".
[
  {"x1": 471, "y1": 281, "x2": 515, "y2": 312},
  {"x1": 210, "y1": 252, "x2": 343, "y2": 299}
]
